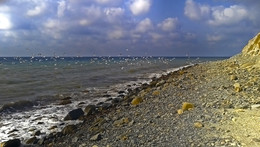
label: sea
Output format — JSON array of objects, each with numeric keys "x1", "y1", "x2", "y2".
[{"x1": 0, "y1": 56, "x2": 227, "y2": 142}]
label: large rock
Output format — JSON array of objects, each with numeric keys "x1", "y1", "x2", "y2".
[
  {"x1": 62, "y1": 125, "x2": 77, "y2": 135},
  {"x1": 2, "y1": 139, "x2": 21, "y2": 147},
  {"x1": 64, "y1": 108, "x2": 84, "y2": 121},
  {"x1": 84, "y1": 105, "x2": 96, "y2": 116},
  {"x1": 0, "y1": 100, "x2": 34, "y2": 113}
]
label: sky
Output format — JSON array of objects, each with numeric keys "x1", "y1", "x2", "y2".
[{"x1": 0, "y1": 0, "x2": 260, "y2": 57}]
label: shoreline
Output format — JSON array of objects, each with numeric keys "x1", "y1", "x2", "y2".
[
  {"x1": 40, "y1": 55, "x2": 260, "y2": 146},
  {"x1": 3, "y1": 54, "x2": 260, "y2": 146},
  {"x1": 0, "y1": 62, "x2": 196, "y2": 144}
]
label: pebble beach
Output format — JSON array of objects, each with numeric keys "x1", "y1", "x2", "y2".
[{"x1": 3, "y1": 33, "x2": 260, "y2": 147}]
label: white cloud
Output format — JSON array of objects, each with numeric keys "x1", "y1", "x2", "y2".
[
  {"x1": 84, "y1": 5, "x2": 102, "y2": 19},
  {"x1": 208, "y1": 5, "x2": 248, "y2": 26},
  {"x1": 76, "y1": 5, "x2": 103, "y2": 26},
  {"x1": 149, "y1": 32, "x2": 162, "y2": 41},
  {"x1": 0, "y1": 5, "x2": 10, "y2": 12},
  {"x1": 43, "y1": 19, "x2": 68, "y2": 39},
  {"x1": 0, "y1": 13, "x2": 11, "y2": 30},
  {"x1": 57, "y1": 0, "x2": 66, "y2": 17},
  {"x1": 108, "y1": 28, "x2": 124, "y2": 39},
  {"x1": 95, "y1": 0, "x2": 121, "y2": 5},
  {"x1": 104, "y1": 7, "x2": 124, "y2": 16},
  {"x1": 26, "y1": 2, "x2": 46, "y2": 17},
  {"x1": 158, "y1": 17, "x2": 179, "y2": 31},
  {"x1": 79, "y1": 19, "x2": 91, "y2": 26},
  {"x1": 184, "y1": 0, "x2": 210, "y2": 20},
  {"x1": 104, "y1": 7, "x2": 125, "y2": 23},
  {"x1": 129, "y1": 0, "x2": 151, "y2": 15},
  {"x1": 207, "y1": 35, "x2": 222, "y2": 41},
  {"x1": 44, "y1": 19, "x2": 59, "y2": 29},
  {"x1": 135, "y1": 18, "x2": 153, "y2": 33}
]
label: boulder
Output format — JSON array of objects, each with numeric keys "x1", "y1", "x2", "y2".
[
  {"x1": 0, "y1": 100, "x2": 34, "y2": 113},
  {"x1": 2, "y1": 139, "x2": 21, "y2": 147},
  {"x1": 84, "y1": 105, "x2": 96, "y2": 116},
  {"x1": 64, "y1": 108, "x2": 84, "y2": 121},
  {"x1": 62, "y1": 125, "x2": 77, "y2": 135}
]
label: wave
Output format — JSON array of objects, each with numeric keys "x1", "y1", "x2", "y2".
[{"x1": 0, "y1": 100, "x2": 36, "y2": 113}]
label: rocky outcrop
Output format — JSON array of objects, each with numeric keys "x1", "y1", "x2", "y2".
[
  {"x1": 242, "y1": 33, "x2": 260, "y2": 56},
  {"x1": 236, "y1": 33, "x2": 260, "y2": 69}
]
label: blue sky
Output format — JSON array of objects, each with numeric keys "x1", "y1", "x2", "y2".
[{"x1": 0, "y1": 0, "x2": 259, "y2": 57}]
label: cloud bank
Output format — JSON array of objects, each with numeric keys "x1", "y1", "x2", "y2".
[{"x1": 0, "y1": 0, "x2": 259, "y2": 56}]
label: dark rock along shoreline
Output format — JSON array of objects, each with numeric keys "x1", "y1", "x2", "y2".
[{"x1": 2, "y1": 33, "x2": 260, "y2": 146}]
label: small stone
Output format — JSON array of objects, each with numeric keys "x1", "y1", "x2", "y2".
[
  {"x1": 26, "y1": 137, "x2": 38, "y2": 144},
  {"x1": 59, "y1": 99, "x2": 72, "y2": 105},
  {"x1": 38, "y1": 137, "x2": 45, "y2": 145},
  {"x1": 34, "y1": 130, "x2": 41, "y2": 136},
  {"x1": 252, "y1": 138, "x2": 260, "y2": 142},
  {"x1": 113, "y1": 117, "x2": 130, "y2": 127},
  {"x1": 99, "y1": 103, "x2": 112, "y2": 110},
  {"x1": 61, "y1": 97, "x2": 72, "y2": 100},
  {"x1": 194, "y1": 122, "x2": 203, "y2": 128},
  {"x1": 233, "y1": 83, "x2": 242, "y2": 92},
  {"x1": 230, "y1": 75, "x2": 238, "y2": 80},
  {"x1": 62, "y1": 125, "x2": 77, "y2": 135},
  {"x1": 235, "y1": 109, "x2": 245, "y2": 112},
  {"x1": 121, "y1": 135, "x2": 128, "y2": 141},
  {"x1": 128, "y1": 120, "x2": 135, "y2": 126},
  {"x1": 79, "y1": 143, "x2": 87, "y2": 147},
  {"x1": 90, "y1": 133, "x2": 102, "y2": 141},
  {"x1": 112, "y1": 98, "x2": 122, "y2": 104},
  {"x1": 177, "y1": 109, "x2": 183, "y2": 114},
  {"x1": 131, "y1": 97, "x2": 143, "y2": 105},
  {"x1": 152, "y1": 90, "x2": 160, "y2": 96},
  {"x1": 251, "y1": 104, "x2": 260, "y2": 109},
  {"x1": 182, "y1": 102, "x2": 194, "y2": 111},
  {"x1": 48, "y1": 126, "x2": 58, "y2": 130},
  {"x1": 72, "y1": 137, "x2": 79, "y2": 143},
  {"x1": 8, "y1": 129, "x2": 18, "y2": 134}
]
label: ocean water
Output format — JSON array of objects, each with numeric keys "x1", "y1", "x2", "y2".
[{"x1": 0, "y1": 56, "x2": 227, "y2": 142}]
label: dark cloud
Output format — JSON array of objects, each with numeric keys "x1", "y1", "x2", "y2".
[{"x1": 0, "y1": 0, "x2": 7, "y2": 4}]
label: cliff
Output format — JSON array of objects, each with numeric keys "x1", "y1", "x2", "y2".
[
  {"x1": 234, "y1": 33, "x2": 260, "y2": 69},
  {"x1": 242, "y1": 33, "x2": 260, "y2": 56}
]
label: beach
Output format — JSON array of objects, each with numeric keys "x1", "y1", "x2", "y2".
[
  {"x1": 27, "y1": 54, "x2": 260, "y2": 146},
  {"x1": 43, "y1": 54, "x2": 260, "y2": 147},
  {"x1": 3, "y1": 33, "x2": 260, "y2": 146}
]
